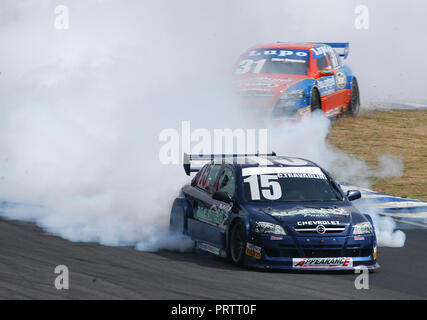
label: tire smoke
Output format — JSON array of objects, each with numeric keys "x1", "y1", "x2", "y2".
[{"x1": 1, "y1": 0, "x2": 418, "y2": 250}]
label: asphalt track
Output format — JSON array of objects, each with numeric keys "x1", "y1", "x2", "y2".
[{"x1": 1, "y1": 217, "x2": 426, "y2": 299}]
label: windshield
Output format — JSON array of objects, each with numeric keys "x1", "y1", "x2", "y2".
[
  {"x1": 242, "y1": 166, "x2": 343, "y2": 202},
  {"x1": 235, "y1": 48, "x2": 309, "y2": 76}
]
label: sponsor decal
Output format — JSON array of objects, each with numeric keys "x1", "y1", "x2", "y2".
[
  {"x1": 271, "y1": 58, "x2": 306, "y2": 64},
  {"x1": 318, "y1": 76, "x2": 335, "y2": 89},
  {"x1": 270, "y1": 236, "x2": 283, "y2": 241},
  {"x1": 311, "y1": 46, "x2": 330, "y2": 57},
  {"x1": 317, "y1": 76, "x2": 336, "y2": 96},
  {"x1": 271, "y1": 208, "x2": 350, "y2": 218},
  {"x1": 197, "y1": 241, "x2": 221, "y2": 256},
  {"x1": 354, "y1": 236, "x2": 365, "y2": 241},
  {"x1": 247, "y1": 49, "x2": 309, "y2": 59},
  {"x1": 293, "y1": 257, "x2": 353, "y2": 268},
  {"x1": 237, "y1": 82, "x2": 279, "y2": 88},
  {"x1": 195, "y1": 206, "x2": 225, "y2": 225},
  {"x1": 298, "y1": 106, "x2": 311, "y2": 116},
  {"x1": 245, "y1": 243, "x2": 262, "y2": 260},
  {"x1": 238, "y1": 77, "x2": 292, "y2": 83},
  {"x1": 277, "y1": 172, "x2": 327, "y2": 180},
  {"x1": 335, "y1": 71, "x2": 347, "y2": 89},
  {"x1": 325, "y1": 107, "x2": 341, "y2": 117}
]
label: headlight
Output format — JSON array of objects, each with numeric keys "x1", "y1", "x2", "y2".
[
  {"x1": 352, "y1": 222, "x2": 373, "y2": 235},
  {"x1": 254, "y1": 222, "x2": 286, "y2": 235},
  {"x1": 280, "y1": 89, "x2": 305, "y2": 99}
]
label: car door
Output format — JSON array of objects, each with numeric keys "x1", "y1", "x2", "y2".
[
  {"x1": 315, "y1": 53, "x2": 337, "y2": 115},
  {"x1": 187, "y1": 164, "x2": 226, "y2": 247},
  {"x1": 316, "y1": 46, "x2": 351, "y2": 116},
  {"x1": 327, "y1": 49, "x2": 351, "y2": 113},
  {"x1": 198, "y1": 165, "x2": 236, "y2": 248}
]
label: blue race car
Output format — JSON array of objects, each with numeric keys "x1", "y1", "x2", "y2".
[{"x1": 170, "y1": 153, "x2": 379, "y2": 271}]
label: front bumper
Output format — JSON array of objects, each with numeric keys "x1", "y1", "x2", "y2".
[
  {"x1": 245, "y1": 233, "x2": 379, "y2": 271},
  {"x1": 271, "y1": 99, "x2": 311, "y2": 119}
]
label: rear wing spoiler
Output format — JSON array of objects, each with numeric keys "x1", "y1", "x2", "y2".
[
  {"x1": 316, "y1": 42, "x2": 350, "y2": 59},
  {"x1": 183, "y1": 152, "x2": 276, "y2": 176}
]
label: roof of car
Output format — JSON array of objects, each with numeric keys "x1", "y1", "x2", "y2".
[{"x1": 248, "y1": 42, "x2": 321, "y2": 51}]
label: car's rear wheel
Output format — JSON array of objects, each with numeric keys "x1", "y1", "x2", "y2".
[
  {"x1": 229, "y1": 220, "x2": 247, "y2": 266},
  {"x1": 346, "y1": 78, "x2": 360, "y2": 116},
  {"x1": 169, "y1": 199, "x2": 187, "y2": 235},
  {"x1": 311, "y1": 88, "x2": 322, "y2": 114}
]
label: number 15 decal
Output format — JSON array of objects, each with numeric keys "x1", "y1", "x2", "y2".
[{"x1": 244, "y1": 175, "x2": 282, "y2": 200}]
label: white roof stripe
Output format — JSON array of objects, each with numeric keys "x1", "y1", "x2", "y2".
[{"x1": 242, "y1": 166, "x2": 324, "y2": 176}]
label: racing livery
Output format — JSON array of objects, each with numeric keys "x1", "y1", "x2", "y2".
[
  {"x1": 170, "y1": 153, "x2": 379, "y2": 271},
  {"x1": 234, "y1": 42, "x2": 360, "y2": 120}
]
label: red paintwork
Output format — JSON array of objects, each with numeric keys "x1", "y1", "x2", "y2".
[{"x1": 234, "y1": 43, "x2": 353, "y2": 120}]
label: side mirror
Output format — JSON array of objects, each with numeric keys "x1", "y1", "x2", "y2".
[
  {"x1": 319, "y1": 68, "x2": 335, "y2": 77},
  {"x1": 347, "y1": 190, "x2": 362, "y2": 201},
  {"x1": 213, "y1": 191, "x2": 232, "y2": 204}
]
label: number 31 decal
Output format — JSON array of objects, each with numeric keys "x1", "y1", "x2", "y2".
[
  {"x1": 235, "y1": 59, "x2": 266, "y2": 74},
  {"x1": 244, "y1": 175, "x2": 282, "y2": 200}
]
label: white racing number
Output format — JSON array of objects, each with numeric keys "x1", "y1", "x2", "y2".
[
  {"x1": 235, "y1": 59, "x2": 267, "y2": 74},
  {"x1": 273, "y1": 158, "x2": 309, "y2": 166},
  {"x1": 244, "y1": 174, "x2": 282, "y2": 201}
]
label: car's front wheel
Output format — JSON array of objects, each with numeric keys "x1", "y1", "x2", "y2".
[{"x1": 229, "y1": 220, "x2": 247, "y2": 266}]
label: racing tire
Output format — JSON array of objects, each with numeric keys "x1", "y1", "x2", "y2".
[
  {"x1": 229, "y1": 220, "x2": 247, "y2": 266},
  {"x1": 346, "y1": 78, "x2": 360, "y2": 116},
  {"x1": 311, "y1": 88, "x2": 322, "y2": 113},
  {"x1": 169, "y1": 199, "x2": 187, "y2": 235}
]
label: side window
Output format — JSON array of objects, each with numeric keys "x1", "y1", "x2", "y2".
[
  {"x1": 192, "y1": 167, "x2": 204, "y2": 186},
  {"x1": 205, "y1": 164, "x2": 222, "y2": 192},
  {"x1": 317, "y1": 55, "x2": 330, "y2": 70},
  {"x1": 197, "y1": 164, "x2": 222, "y2": 192},
  {"x1": 327, "y1": 50, "x2": 339, "y2": 68},
  {"x1": 216, "y1": 166, "x2": 236, "y2": 198},
  {"x1": 196, "y1": 165, "x2": 211, "y2": 189}
]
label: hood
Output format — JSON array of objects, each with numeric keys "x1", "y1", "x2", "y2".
[
  {"x1": 233, "y1": 74, "x2": 307, "y2": 118},
  {"x1": 234, "y1": 74, "x2": 304, "y2": 95},
  {"x1": 245, "y1": 201, "x2": 368, "y2": 237}
]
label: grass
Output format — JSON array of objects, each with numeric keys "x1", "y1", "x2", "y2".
[{"x1": 327, "y1": 109, "x2": 427, "y2": 201}]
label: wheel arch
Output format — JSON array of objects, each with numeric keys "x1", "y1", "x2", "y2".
[
  {"x1": 310, "y1": 85, "x2": 322, "y2": 111},
  {"x1": 170, "y1": 197, "x2": 193, "y2": 233},
  {"x1": 226, "y1": 215, "x2": 250, "y2": 252}
]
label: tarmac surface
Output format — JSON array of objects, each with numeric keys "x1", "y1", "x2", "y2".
[{"x1": 0, "y1": 217, "x2": 426, "y2": 299}]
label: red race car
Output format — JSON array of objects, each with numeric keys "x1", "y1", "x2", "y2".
[{"x1": 234, "y1": 42, "x2": 360, "y2": 120}]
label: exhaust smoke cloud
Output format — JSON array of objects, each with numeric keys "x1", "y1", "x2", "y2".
[{"x1": 1, "y1": 0, "x2": 421, "y2": 250}]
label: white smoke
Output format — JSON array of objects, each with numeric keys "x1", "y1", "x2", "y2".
[
  {"x1": 269, "y1": 114, "x2": 406, "y2": 247},
  {"x1": 1, "y1": 0, "x2": 420, "y2": 250},
  {"x1": 356, "y1": 204, "x2": 407, "y2": 248}
]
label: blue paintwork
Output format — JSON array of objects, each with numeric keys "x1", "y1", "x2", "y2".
[
  {"x1": 272, "y1": 43, "x2": 356, "y2": 118},
  {"x1": 170, "y1": 157, "x2": 379, "y2": 270}
]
